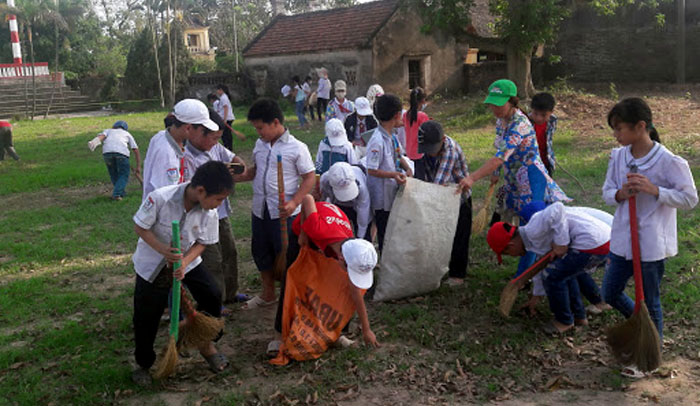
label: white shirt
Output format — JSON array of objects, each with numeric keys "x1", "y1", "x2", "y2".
[
  {"x1": 142, "y1": 130, "x2": 186, "y2": 201},
  {"x1": 320, "y1": 165, "x2": 371, "y2": 237},
  {"x1": 252, "y1": 130, "x2": 315, "y2": 219},
  {"x1": 217, "y1": 93, "x2": 235, "y2": 122},
  {"x1": 317, "y1": 78, "x2": 331, "y2": 99},
  {"x1": 184, "y1": 143, "x2": 235, "y2": 220},
  {"x1": 520, "y1": 202, "x2": 611, "y2": 256},
  {"x1": 101, "y1": 128, "x2": 138, "y2": 156},
  {"x1": 366, "y1": 126, "x2": 404, "y2": 211},
  {"x1": 315, "y1": 138, "x2": 359, "y2": 174},
  {"x1": 132, "y1": 183, "x2": 219, "y2": 283},
  {"x1": 602, "y1": 143, "x2": 697, "y2": 261},
  {"x1": 302, "y1": 82, "x2": 311, "y2": 96}
]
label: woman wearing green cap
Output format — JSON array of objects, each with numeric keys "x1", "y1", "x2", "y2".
[{"x1": 457, "y1": 79, "x2": 569, "y2": 215}]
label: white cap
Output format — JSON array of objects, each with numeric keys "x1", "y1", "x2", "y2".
[
  {"x1": 328, "y1": 162, "x2": 359, "y2": 202},
  {"x1": 342, "y1": 239, "x2": 377, "y2": 289},
  {"x1": 334, "y1": 80, "x2": 347, "y2": 91},
  {"x1": 173, "y1": 99, "x2": 219, "y2": 131},
  {"x1": 325, "y1": 118, "x2": 347, "y2": 147},
  {"x1": 355, "y1": 97, "x2": 372, "y2": 116}
]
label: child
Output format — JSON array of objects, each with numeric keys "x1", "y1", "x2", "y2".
[
  {"x1": 601, "y1": 97, "x2": 697, "y2": 376},
  {"x1": 528, "y1": 92, "x2": 557, "y2": 175},
  {"x1": 403, "y1": 87, "x2": 430, "y2": 160},
  {"x1": 142, "y1": 99, "x2": 219, "y2": 200},
  {"x1": 88, "y1": 120, "x2": 141, "y2": 201},
  {"x1": 320, "y1": 162, "x2": 372, "y2": 241},
  {"x1": 326, "y1": 80, "x2": 354, "y2": 123},
  {"x1": 131, "y1": 160, "x2": 233, "y2": 386},
  {"x1": 184, "y1": 109, "x2": 248, "y2": 306},
  {"x1": 0, "y1": 120, "x2": 19, "y2": 161},
  {"x1": 365, "y1": 84, "x2": 384, "y2": 109},
  {"x1": 487, "y1": 202, "x2": 611, "y2": 334},
  {"x1": 316, "y1": 68, "x2": 331, "y2": 122},
  {"x1": 315, "y1": 118, "x2": 358, "y2": 174},
  {"x1": 215, "y1": 84, "x2": 242, "y2": 150},
  {"x1": 414, "y1": 120, "x2": 471, "y2": 286},
  {"x1": 344, "y1": 96, "x2": 378, "y2": 157},
  {"x1": 303, "y1": 76, "x2": 315, "y2": 121},
  {"x1": 366, "y1": 94, "x2": 413, "y2": 252},
  {"x1": 237, "y1": 98, "x2": 316, "y2": 310},
  {"x1": 291, "y1": 76, "x2": 308, "y2": 129}
]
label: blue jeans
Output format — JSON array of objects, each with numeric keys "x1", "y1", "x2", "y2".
[
  {"x1": 295, "y1": 101, "x2": 307, "y2": 126},
  {"x1": 577, "y1": 272, "x2": 603, "y2": 305},
  {"x1": 103, "y1": 152, "x2": 130, "y2": 198},
  {"x1": 602, "y1": 253, "x2": 665, "y2": 339},
  {"x1": 542, "y1": 250, "x2": 607, "y2": 325}
]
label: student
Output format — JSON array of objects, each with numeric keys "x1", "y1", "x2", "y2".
[
  {"x1": 184, "y1": 109, "x2": 248, "y2": 306},
  {"x1": 88, "y1": 120, "x2": 141, "y2": 200},
  {"x1": 237, "y1": 98, "x2": 316, "y2": 310},
  {"x1": 0, "y1": 120, "x2": 19, "y2": 161},
  {"x1": 487, "y1": 202, "x2": 611, "y2": 334},
  {"x1": 601, "y1": 97, "x2": 697, "y2": 377},
  {"x1": 290, "y1": 76, "x2": 308, "y2": 130},
  {"x1": 326, "y1": 80, "x2": 354, "y2": 123},
  {"x1": 131, "y1": 161, "x2": 233, "y2": 386},
  {"x1": 414, "y1": 121, "x2": 472, "y2": 286},
  {"x1": 403, "y1": 87, "x2": 430, "y2": 160},
  {"x1": 316, "y1": 68, "x2": 331, "y2": 122},
  {"x1": 528, "y1": 92, "x2": 557, "y2": 175},
  {"x1": 366, "y1": 94, "x2": 413, "y2": 253},
  {"x1": 303, "y1": 76, "x2": 315, "y2": 121},
  {"x1": 320, "y1": 162, "x2": 372, "y2": 241},
  {"x1": 365, "y1": 84, "x2": 384, "y2": 109},
  {"x1": 207, "y1": 93, "x2": 219, "y2": 111},
  {"x1": 315, "y1": 118, "x2": 358, "y2": 174},
  {"x1": 216, "y1": 84, "x2": 241, "y2": 150},
  {"x1": 344, "y1": 96, "x2": 378, "y2": 155},
  {"x1": 142, "y1": 99, "x2": 219, "y2": 200}
]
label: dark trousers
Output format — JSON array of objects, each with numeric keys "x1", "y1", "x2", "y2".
[
  {"x1": 374, "y1": 209, "x2": 391, "y2": 253},
  {"x1": 103, "y1": 152, "x2": 130, "y2": 198},
  {"x1": 201, "y1": 216, "x2": 239, "y2": 303},
  {"x1": 338, "y1": 205, "x2": 372, "y2": 241},
  {"x1": 0, "y1": 127, "x2": 19, "y2": 161},
  {"x1": 133, "y1": 263, "x2": 222, "y2": 370},
  {"x1": 317, "y1": 98, "x2": 329, "y2": 121},
  {"x1": 448, "y1": 197, "x2": 472, "y2": 279},
  {"x1": 305, "y1": 103, "x2": 316, "y2": 121},
  {"x1": 222, "y1": 120, "x2": 234, "y2": 151}
]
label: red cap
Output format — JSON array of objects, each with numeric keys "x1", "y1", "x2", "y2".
[{"x1": 486, "y1": 222, "x2": 516, "y2": 264}]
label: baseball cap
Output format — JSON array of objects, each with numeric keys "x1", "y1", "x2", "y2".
[
  {"x1": 486, "y1": 222, "x2": 517, "y2": 264},
  {"x1": 334, "y1": 80, "x2": 347, "y2": 92},
  {"x1": 341, "y1": 239, "x2": 377, "y2": 289},
  {"x1": 325, "y1": 118, "x2": 347, "y2": 146},
  {"x1": 417, "y1": 120, "x2": 444, "y2": 155},
  {"x1": 484, "y1": 79, "x2": 517, "y2": 107},
  {"x1": 328, "y1": 162, "x2": 359, "y2": 202},
  {"x1": 113, "y1": 120, "x2": 128, "y2": 131},
  {"x1": 355, "y1": 97, "x2": 373, "y2": 116},
  {"x1": 173, "y1": 99, "x2": 219, "y2": 131}
]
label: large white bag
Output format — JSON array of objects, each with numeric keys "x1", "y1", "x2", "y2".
[{"x1": 373, "y1": 178, "x2": 461, "y2": 301}]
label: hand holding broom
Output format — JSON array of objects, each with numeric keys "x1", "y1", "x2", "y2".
[
  {"x1": 499, "y1": 251, "x2": 554, "y2": 317},
  {"x1": 272, "y1": 154, "x2": 288, "y2": 281},
  {"x1": 471, "y1": 181, "x2": 497, "y2": 235}
]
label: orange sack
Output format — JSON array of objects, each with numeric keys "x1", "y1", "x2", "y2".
[{"x1": 270, "y1": 246, "x2": 361, "y2": 366}]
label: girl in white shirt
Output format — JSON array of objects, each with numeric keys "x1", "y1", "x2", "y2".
[
  {"x1": 602, "y1": 98, "x2": 697, "y2": 358},
  {"x1": 216, "y1": 84, "x2": 244, "y2": 151}
]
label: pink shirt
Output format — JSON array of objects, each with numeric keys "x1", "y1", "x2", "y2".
[{"x1": 403, "y1": 110, "x2": 430, "y2": 160}]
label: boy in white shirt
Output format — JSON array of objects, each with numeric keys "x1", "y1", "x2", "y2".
[
  {"x1": 237, "y1": 98, "x2": 316, "y2": 312},
  {"x1": 88, "y1": 120, "x2": 140, "y2": 200},
  {"x1": 131, "y1": 161, "x2": 233, "y2": 386},
  {"x1": 316, "y1": 68, "x2": 331, "y2": 121},
  {"x1": 487, "y1": 202, "x2": 611, "y2": 334},
  {"x1": 315, "y1": 118, "x2": 358, "y2": 174},
  {"x1": 326, "y1": 80, "x2": 354, "y2": 123},
  {"x1": 320, "y1": 162, "x2": 372, "y2": 240}
]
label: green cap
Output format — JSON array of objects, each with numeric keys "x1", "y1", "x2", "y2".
[{"x1": 484, "y1": 79, "x2": 517, "y2": 106}]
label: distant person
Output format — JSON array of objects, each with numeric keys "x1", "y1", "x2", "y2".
[
  {"x1": 207, "y1": 93, "x2": 219, "y2": 112},
  {"x1": 326, "y1": 80, "x2": 354, "y2": 123},
  {"x1": 344, "y1": 97, "x2": 377, "y2": 158},
  {"x1": 403, "y1": 87, "x2": 430, "y2": 160},
  {"x1": 291, "y1": 75, "x2": 309, "y2": 130},
  {"x1": 216, "y1": 84, "x2": 244, "y2": 150},
  {"x1": 0, "y1": 120, "x2": 20, "y2": 161},
  {"x1": 303, "y1": 76, "x2": 316, "y2": 121},
  {"x1": 88, "y1": 120, "x2": 141, "y2": 201},
  {"x1": 315, "y1": 118, "x2": 358, "y2": 175},
  {"x1": 316, "y1": 68, "x2": 331, "y2": 121},
  {"x1": 528, "y1": 92, "x2": 558, "y2": 176},
  {"x1": 365, "y1": 84, "x2": 384, "y2": 109}
]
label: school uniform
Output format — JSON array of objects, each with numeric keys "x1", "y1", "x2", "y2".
[
  {"x1": 184, "y1": 143, "x2": 239, "y2": 302},
  {"x1": 142, "y1": 130, "x2": 186, "y2": 201},
  {"x1": 519, "y1": 202, "x2": 611, "y2": 325},
  {"x1": 320, "y1": 165, "x2": 372, "y2": 240},
  {"x1": 132, "y1": 182, "x2": 222, "y2": 370},
  {"x1": 316, "y1": 78, "x2": 331, "y2": 120},
  {"x1": 344, "y1": 113, "x2": 378, "y2": 145},
  {"x1": 315, "y1": 138, "x2": 358, "y2": 174},
  {"x1": 217, "y1": 93, "x2": 235, "y2": 151},
  {"x1": 326, "y1": 98, "x2": 354, "y2": 124},
  {"x1": 101, "y1": 128, "x2": 138, "y2": 198}
]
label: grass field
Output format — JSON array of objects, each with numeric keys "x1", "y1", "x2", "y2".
[{"x1": 0, "y1": 92, "x2": 699, "y2": 406}]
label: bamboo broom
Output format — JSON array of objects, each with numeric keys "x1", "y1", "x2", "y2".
[
  {"x1": 471, "y1": 182, "x2": 496, "y2": 235},
  {"x1": 499, "y1": 251, "x2": 554, "y2": 317},
  {"x1": 178, "y1": 285, "x2": 225, "y2": 350},
  {"x1": 272, "y1": 154, "x2": 288, "y2": 281},
  {"x1": 606, "y1": 193, "x2": 661, "y2": 372},
  {"x1": 153, "y1": 221, "x2": 182, "y2": 380}
]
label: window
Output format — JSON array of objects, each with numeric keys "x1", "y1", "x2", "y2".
[
  {"x1": 187, "y1": 34, "x2": 198, "y2": 47},
  {"x1": 344, "y1": 70, "x2": 357, "y2": 87},
  {"x1": 408, "y1": 59, "x2": 424, "y2": 89}
]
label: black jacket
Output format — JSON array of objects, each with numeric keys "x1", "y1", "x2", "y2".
[{"x1": 344, "y1": 113, "x2": 378, "y2": 144}]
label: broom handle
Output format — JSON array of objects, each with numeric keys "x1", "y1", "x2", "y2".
[
  {"x1": 170, "y1": 221, "x2": 182, "y2": 341},
  {"x1": 277, "y1": 155, "x2": 288, "y2": 249},
  {"x1": 509, "y1": 251, "x2": 554, "y2": 285},
  {"x1": 629, "y1": 195, "x2": 645, "y2": 313}
]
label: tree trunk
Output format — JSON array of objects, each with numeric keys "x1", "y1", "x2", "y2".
[
  {"x1": 677, "y1": 0, "x2": 686, "y2": 84},
  {"x1": 270, "y1": 0, "x2": 278, "y2": 16},
  {"x1": 506, "y1": 42, "x2": 535, "y2": 99},
  {"x1": 150, "y1": 8, "x2": 165, "y2": 108},
  {"x1": 172, "y1": 19, "x2": 179, "y2": 104},
  {"x1": 46, "y1": 0, "x2": 60, "y2": 119},
  {"x1": 28, "y1": 23, "x2": 36, "y2": 120},
  {"x1": 232, "y1": 0, "x2": 239, "y2": 72},
  {"x1": 165, "y1": 4, "x2": 174, "y2": 106}
]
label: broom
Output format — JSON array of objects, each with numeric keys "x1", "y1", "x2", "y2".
[
  {"x1": 499, "y1": 251, "x2": 554, "y2": 317},
  {"x1": 153, "y1": 221, "x2": 183, "y2": 380},
  {"x1": 178, "y1": 285, "x2": 225, "y2": 350},
  {"x1": 606, "y1": 193, "x2": 661, "y2": 372},
  {"x1": 556, "y1": 162, "x2": 585, "y2": 193},
  {"x1": 471, "y1": 182, "x2": 496, "y2": 235},
  {"x1": 272, "y1": 154, "x2": 288, "y2": 281}
]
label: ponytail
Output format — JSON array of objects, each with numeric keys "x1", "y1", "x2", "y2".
[
  {"x1": 408, "y1": 87, "x2": 426, "y2": 125},
  {"x1": 607, "y1": 97, "x2": 661, "y2": 144},
  {"x1": 648, "y1": 122, "x2": 661, "y2": 143},
  {"x1": 216, "y1": 84, "x2": 232, "y2": 101}
]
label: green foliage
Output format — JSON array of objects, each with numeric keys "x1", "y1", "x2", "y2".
[
  {"x1": 411, "y1": 0, "x2": 474, "y2": 35},
  {"x1": 190, "y1": 57, "x2": 217, "y2": 74},
  {"x1": 124, "y1": 26, "x2": 159, "y2": 99},
  {"x1": 489, "y1": 0, "x2": 570, "y2": 52},
  {"x1": 215, "y1": 54, "x2": 238, "y2": 73}
]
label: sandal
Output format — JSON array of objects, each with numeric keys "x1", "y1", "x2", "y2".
[
  {"x1": 241, "y1": 295, "x2": 277, "y2": 310},
  {"x1": 203, "y1": 352, "x2": 229, "y2": 373},
  {"x1": 621, "y1": 365, "x2": 646, "y2": 379},
  {"x1": 234, "y1": 293, "x2": 251, "y2": 303},
  {"x1": 132, "y1": 368, "x2": 152, "y2": 386},
  {"x1": 266, "y1": 340, "x2": 281, "y2": 358},
  {"x1": 541, "y1": 320, "x2": 574, "y2": 335}
]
